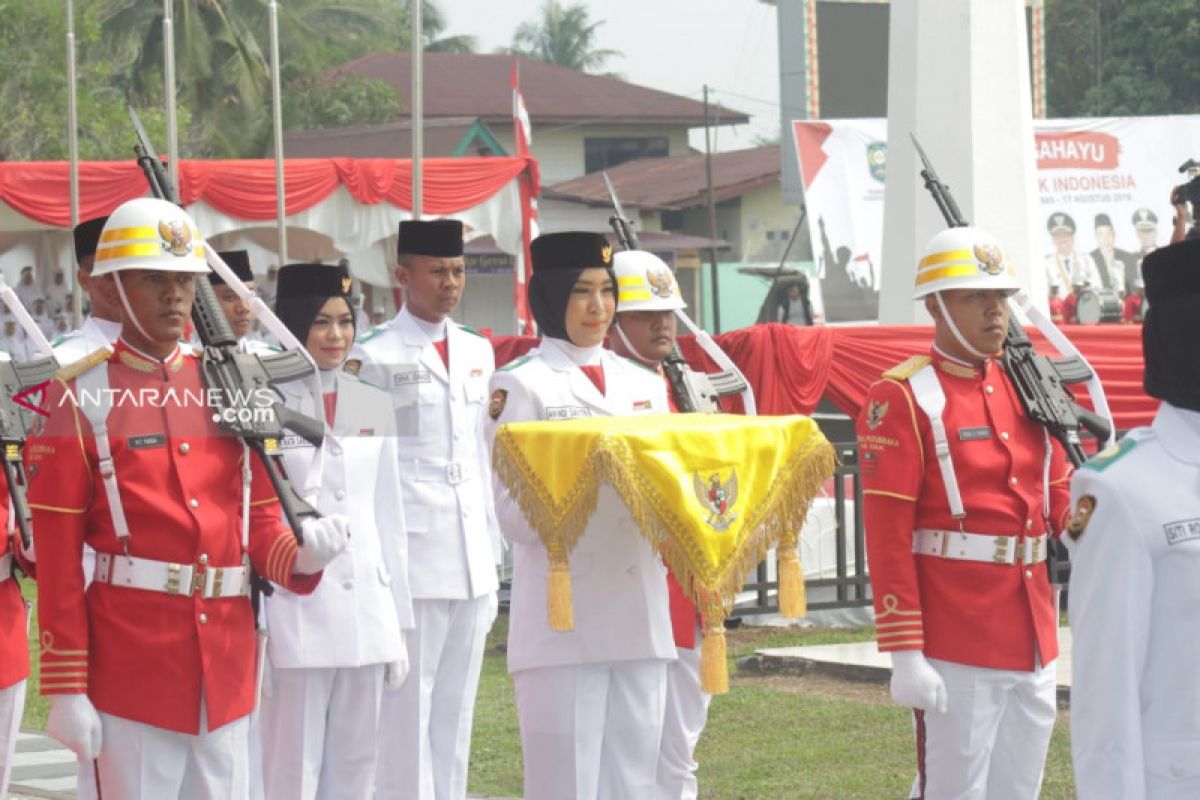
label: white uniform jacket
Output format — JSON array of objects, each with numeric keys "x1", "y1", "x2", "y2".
[
  {"x1": 266, "y1": 372, "x2": 413, "y2": 669},
  {"x1": 1067, "y1": 402, "x2": 1200, "y2": 800},
  {"x1": 486, "y1": 339, "x2": 676, "y2": 674},
  {"x1": 50, "y1": 315, "x2": 121, "y2": 363},
  {"x1": 353, "y1": 307, "x2": 500, "y2": 601}
]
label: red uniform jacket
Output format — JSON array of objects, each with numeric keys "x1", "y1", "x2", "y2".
[
  {"x1": 0, "y1": 471, "x2": 29, "y2": 690},
  {"x1": 856, "y1": 350, "x2": 1072, "y2": 671},
  {"x1": 27, "y1": 341, "x2": 320, "y2": 734}
]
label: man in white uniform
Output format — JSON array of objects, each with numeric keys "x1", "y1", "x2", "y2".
[
  {"x1": 213, "y1": 250, "x2": 273, "y2": 356},
  {"x1": 355, "y1": 219, "x2": 500, "y2": 800},
  {"x1": 1067, "y1": 239, "x2": 1200, "y2": 799},
  {"x1": 14, "y1": 266, "x2": 40, "y2": 311}
]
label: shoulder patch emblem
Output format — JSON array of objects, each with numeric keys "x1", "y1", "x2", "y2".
[
  {"x1": 342, "y1": 358, "x2": 362, "y2": 376},
  {"x1": 1067, "y1": 494, "x2": 1096, "y2": 541},
  {"x1": 1083, "y1": 438, "x2": 1137, "y2": 472},
  {"x1": 489, "y1": 389, "x2": 507, "y2": 420},
  {"x1": 883, "y1": 355, "x2": 932, "y2": 381},
  {"x1": 865, "y1": 399, "x2": 889, "y2": 430}
]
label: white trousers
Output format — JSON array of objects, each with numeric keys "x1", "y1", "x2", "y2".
[
  {"x1": 912, "y1": 658, "x2": 1057, "y2": 800},
  {"x1": 514, "y1": 659, "x2": 669, "y2": 800},
  {"x1": 94, "y1": 708, "x2": 250, "y2": 800},
  {"x1": 655, "y1": 638, "x2": 711, "y2": 800},
  {"x1": 375, "y1": 594, "x2": 497, "y2": 800},
  {"x1": 261, "y1": 664, "x2": 385, "y2": 800},
  {"x1": 0, "y1": 679, "x2": 26, "y2": 797}
]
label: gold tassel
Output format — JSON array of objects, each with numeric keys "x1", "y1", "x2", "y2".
[
  {"x1": 546, "y1": 551, "x2": 574, "y2": 631},
  {"x1": 777, "y1": 546, "x2": 807, "y2": 619},
  {"x1": 699, "y1": 624, "x2": 729, "y2": 694}
]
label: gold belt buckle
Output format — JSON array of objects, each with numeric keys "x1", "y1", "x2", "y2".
[
  {"x1": 190, "y1": 566, "x2": 206, "y2": 596},
  {"x1": 211, "y1": 568, "x2": 224, "y2": 598},
  {"x1": 165, "y1": 563, "x2": 182, "y2": 595},
  {"x1": 1029, "y1": 536, "x2": 1041, "y2": 565},
  {"x1": 993, "y1": 537, "x2": 1010, "y2": 564}
]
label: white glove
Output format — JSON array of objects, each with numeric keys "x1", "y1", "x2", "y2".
[
  {"x1": 293, "y1": 515, "x2": 351, "y2": 575},
  {"x1": 889, "y1": 651, "x2": 948, "y2": 713},
  {"x1": 47, "y1": 694, "x2": 102, "y2": 761},
  {"x1": 384, "y1": 648, "x2": 410, "y2": 694}
]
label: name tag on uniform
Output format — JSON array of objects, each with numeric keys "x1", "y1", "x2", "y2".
[
  {"x1": 546, "y1": 406, "x2": 591, "y2": 420},
  {"x1": 128, "y1": 434, "x2": 165, "y2": 450},
  {"x1": 632, "y1": 399, "x2": 652, "y2": 411},
  {"x1": 958, "y1": 426, "x2": 992, "y2": 441},
  {"x1": 393, "y1": 369, "x2": 432, "y2": 387},
  {"x1": 277, "y1": 434, "x2": 313, "y2": 450},
  {"x1": 1164, "y1": 518, "x2": 1200, "y2": 546}
]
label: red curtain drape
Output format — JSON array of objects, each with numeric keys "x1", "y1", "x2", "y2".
[
  {"x1": 0, "y1": 157, "x2": 534, "y2": 227},
  {"x1": 489, "y1": 323, "x2": 1154, "y2": 432}
]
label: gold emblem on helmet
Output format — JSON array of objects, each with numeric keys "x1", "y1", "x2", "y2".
[
  {"x1": 973, "y1": 244, "x2": 1005, "y2": 275},
  {"x1": 157, "y1": 219, "x2": 193, "y2": 257},
  {"x1": 600, "y1": 244, "x2": 613, "y2": 265},
  {"x1": 341, "y1": 276, "x2": 352, "y2": 294},
  {"x1": 646, "y1": 267, "x2": 675, "y2": 299}
]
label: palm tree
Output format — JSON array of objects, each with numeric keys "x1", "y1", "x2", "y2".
[
  {"x1": 508, "y1": 0, "x2": 621, "y2": 74},
  {"x1": 403, "y1": 0, "x2": 478, "y2": 53}
]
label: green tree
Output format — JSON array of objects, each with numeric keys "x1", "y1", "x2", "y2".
[
  {"x1": 507, "y1": 0, "x2": 621, "y2": 75},
  {"x1": 1045, "y1": 0, "x2": 1200, "y2": 117},
  {"x1": 285, "y1": 73, "x2": 403, "y2": 132}
]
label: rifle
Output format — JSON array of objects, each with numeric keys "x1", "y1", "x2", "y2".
[
  {"x1": 0, "y1": 356, "x2": 58, "y2": 550},
  {"x1": 130, "y1": 107, "x2": 323, "y2": 549},
  {"x1": 911, "y1": 135, "x2": 1111, "y2": 467},
  {"x1": 602, "y1": 172, "x2": 747, "y2": 413}
]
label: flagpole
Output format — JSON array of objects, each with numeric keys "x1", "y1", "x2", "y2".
[
  {"x1": 269, "y1": 0, "x2": 288, "y2": 266},
  {"x1": 163, "y1": 0, "x2": 179, "y2": 193},
  {"x1": 66, "y1": 0, "x2": 82, "y2": 327},
  {"x1": 411, "y1": 0, "x2": 423, "y2": 220}
]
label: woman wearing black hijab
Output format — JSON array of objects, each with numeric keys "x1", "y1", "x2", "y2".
[
  {"x1": 258, "y1": 263, "x2": 415, "y2": 800},
  {"x1": 484, "y1": 232, "x2": 675, "y2": 800}
]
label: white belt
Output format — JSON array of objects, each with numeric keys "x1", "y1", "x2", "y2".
[
  {"x1": 398, "y1": 458, "x2": 477, "y2": 486},
  {"x1": 93, "y1": 553, "x2": 251, "y2": 599},
  {"x1": 0, "y1": 553, "x2": 10, "y2": 582},
  {"x1": 913, "y1": 529, "x2": 1049, "y2": 566}
]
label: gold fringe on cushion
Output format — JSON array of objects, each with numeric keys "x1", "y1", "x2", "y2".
[
  {"x1": 777, "y1": 545, "x2": 807, "y2": 619},
  {"x1": 546, "y1": 549, "x2": 574, "y2": 631},
  {"x1": 492, "y1": 418, "x2": 837, "y2": 695},
  {"x1": 699, "y1": 624, "x2": 729, "y2": 694}
]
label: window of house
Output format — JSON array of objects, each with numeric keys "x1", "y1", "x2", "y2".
[{"x1": 584, "y1": 137, "x2": 669, "y2": 173}]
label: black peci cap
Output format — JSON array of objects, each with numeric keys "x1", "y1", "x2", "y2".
[
  {"x1": 1047, "y1": 213, "x2": 1076, "y2": 235},
  {"x1": 1094, "y1": 213, "x2": 1113, "y2": 229},
  {"x1": 1141, "y1": 240, "x2": 1200, "y2": 412},
  {"x1": 530, "y1": 232, "x2": 613, "y2": 274},
  {"x1": 212, "y1": 250, "x2": 255, "y2": 286},
  {"x1": 74, "y1": 216, "x2": 109, "y2": 264},
  {"x1": 276, "y1": 262, "x2": 353, "y2": 302},
  {"x1": 398, "y1": 219, "x2": 463, "y2": 258}
]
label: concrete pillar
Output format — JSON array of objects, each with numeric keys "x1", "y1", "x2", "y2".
[{"x1": 879, "y1": 0, "x2": 1045, "y2": 324}]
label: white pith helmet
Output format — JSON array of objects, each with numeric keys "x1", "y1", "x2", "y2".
[
  {"x1": 612, "y1": 250, "x2": 686, "y2": 312},
  {"x1": 913, "y1": 226, "x2": 1020, "y2": 299},
  {"x1": 92, "y1": 197, "x2": 210, "y2": 277}
]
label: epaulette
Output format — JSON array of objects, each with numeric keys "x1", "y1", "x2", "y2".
[
  {"x1": 1082, "y1": 436, "x2": 1140, "y2": 472},
  {"x1": 882, "y1": 355, "x2": 932, "y2": 381},
  {"x1": 457, "y1": 323, "x2": 486, "y2": 339},
  {"x1": 498, "y1": 354, "x2": 532, "y2": 373},
  {"x1": 54, "y1": 346, "x2": 113, "y2": 383}
]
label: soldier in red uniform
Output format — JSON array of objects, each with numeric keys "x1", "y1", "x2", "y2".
[
  {"x1": 857, "y1": 227, "x2": 1072, "y2": 799},
  {"x1": 608, "y1": 249, "x2": 712, "y2": 800},
  {"x1": 27, "y1": 198, "x2": 349, "y2": 799}
]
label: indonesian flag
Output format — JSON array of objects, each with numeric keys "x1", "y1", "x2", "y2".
[{"x1": 511, "y1": 58, "x2": 538, "y2": 335}]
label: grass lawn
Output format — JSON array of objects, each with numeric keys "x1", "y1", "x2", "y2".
[{"x1": 467, "y1": 615, "x2": 1078, "y2": 799}]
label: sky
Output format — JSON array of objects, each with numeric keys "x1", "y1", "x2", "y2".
[{"x1": 440, "y1": 0, "x2": 782, "y2": 152}]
